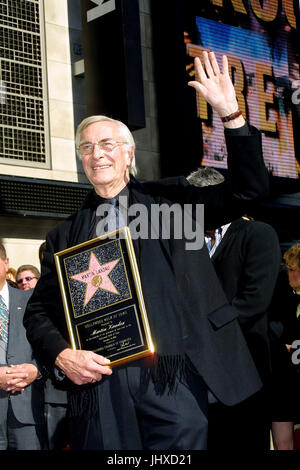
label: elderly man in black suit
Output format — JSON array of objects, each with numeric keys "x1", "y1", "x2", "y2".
[
  {"x1": 0, "y1": 243, "x2": 45, "y2": 450},
  {"x1": 24, "y1": 52, "x2": 269, "y2": 450},
  {"x1": 187, "y1": 166, "x2": 282, "y2": 450}
]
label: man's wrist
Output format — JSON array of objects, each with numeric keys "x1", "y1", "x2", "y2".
[
  {"x1": 55, "y1": 347, "x2": 71, "y2": 370},
  {"x1": 54, "y1": 348, "x2": 73, "y2": 380},
  {"x1": 217, "y1": 100, "x2": 245, "y2": 129},
  {"x1": 223, "y1": 114, "x2": 246, "y2": 129},
  {"x1": 220, "y1": 110, "x2": 242, "y2": 123}
]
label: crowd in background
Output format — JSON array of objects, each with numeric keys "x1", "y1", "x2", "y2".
[{"x1": 1, "y1": 241, "x2": 68, "y2": 450}]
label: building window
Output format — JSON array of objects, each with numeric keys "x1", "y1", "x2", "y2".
[{"x1": 0, "y1": 0, "x2": 49, "y2": 167}]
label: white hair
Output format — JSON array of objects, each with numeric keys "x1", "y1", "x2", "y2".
[
  {"x1": 75, "y1": 115, "x2": 137, "y2": 176},
  {"x1": 187, "y1": 166, "x2": 224, "y2": 187}
]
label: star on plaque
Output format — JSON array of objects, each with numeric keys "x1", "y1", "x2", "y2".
[{"x1": 71, "y1": 252, "x2": 120, "y2": 306}]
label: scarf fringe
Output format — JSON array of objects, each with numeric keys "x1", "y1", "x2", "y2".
[
  {"x1": 68, "y1": 354, "x2": 187, "y2": 417},
  {"x1": 150, "y1": 354, "x2": 186, "y2": 396}
]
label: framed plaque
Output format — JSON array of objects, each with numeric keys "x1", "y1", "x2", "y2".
[{"x1": 54, "y1": 227, "x2": 154, "y2": 367}]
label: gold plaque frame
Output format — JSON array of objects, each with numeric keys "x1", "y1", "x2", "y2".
[{"x1": 54, "y1": 227, "x2": 154, "y2": 367}]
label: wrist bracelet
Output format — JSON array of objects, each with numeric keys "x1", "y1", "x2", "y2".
[{"x1": 221, "y1": 109, "x2": 242, "y2": 122}]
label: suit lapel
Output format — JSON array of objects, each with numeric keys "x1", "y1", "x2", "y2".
[{"x1": 7, "y1": 287, "x2": 30, "y2": 360}]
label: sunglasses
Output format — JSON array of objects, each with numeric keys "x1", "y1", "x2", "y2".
[{"x1": 17, "y1": 276, "x2": 37, "y2": 284}]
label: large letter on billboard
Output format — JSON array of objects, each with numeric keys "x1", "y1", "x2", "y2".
[
  {"x1": 251, "y1": 0, "x2": 278, "y2": 22},
  {"x1": 282, "y1": 0, "x2": 297, "y2": 29},
  {"x1": 212, "y1": 0, "x2": 247, "y2": 14},
  {"x1": 256, "y1": 63, "x2": 276, "y2": 133},
  {"x1": 231, "y1": 0, "x2": 248, "y2": 14}
]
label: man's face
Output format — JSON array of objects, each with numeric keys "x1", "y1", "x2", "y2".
[
  {"x1": 80, "y1": 121, "x2": 133, "y2": 195},
  {"x1": 16, "y1": 270, "x2": 38, "y2": 291},
  {"x1": 0, "y1": 257, "x2": 9, "y2": 290},
  {"x1": 287, "y1": 265, "x2": 300, "y2": 291}
]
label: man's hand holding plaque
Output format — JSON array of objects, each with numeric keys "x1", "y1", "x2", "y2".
[{"x1": 55, "y1": 348, "x2": 112, "y2": 385}]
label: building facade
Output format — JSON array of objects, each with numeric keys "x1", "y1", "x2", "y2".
[{"x1": 0, "y1": 0, "x2": 160, "y2": 269}]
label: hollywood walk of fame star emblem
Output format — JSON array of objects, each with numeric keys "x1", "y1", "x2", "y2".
[{"x1": 71, "y1": 252, "x2": 120, "y2": 307}]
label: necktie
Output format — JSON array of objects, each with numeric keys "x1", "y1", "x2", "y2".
[
  {"x1": 105, "y1": 198, "x2": 120, "y2": 233},
  {"x1": 95, "y1": 198, "x2": 126, "y2": 237},
  {"x1": 0, "y1": 295, "x2": 9, "y2": 346}
]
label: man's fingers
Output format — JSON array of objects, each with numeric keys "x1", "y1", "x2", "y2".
[
  {"x1": 188, "y1": 81, "x2": 210, "y2": 103},
  {"x1": 6, "y1": 373, "x2": 28, "y2": 383},
  {"x1": 90, "y1": 353, "x2": 112, "y2": 371},
  {"x1": 88, "y1": 355, "x2": 113, "y2": 378},
  {"x1": 203, "y1": 51, "x2": 215, "y2": 79},
  {"x1": 193, "y1": 56, "x2": 207, "y2": 83},
  {"x1": 7, "y1": 376, "x2": 28, "y2": 384},
  {"x1": 6, "y1": 370, "x2": 28, "y2": 377},
  {"x1": 78, "y1": 356, "x2": 112, "y2": 384},
  {"x1": 209, "y1": 51, "x2": 221, "y2": 76},
  {"x1": 7, "y1": 381, "x2": 27, "y2": 392},
  {"x1": 91, "y1": 353, "x2": 110, "y2": 366},
  {"x1": 222, "y1": 54, "x2": 229, "y2": 76}
]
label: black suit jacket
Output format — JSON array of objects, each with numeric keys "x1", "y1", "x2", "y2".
[
  {"x1": 211, "y1": 218, "x2": 281, "y2": 382},
  {"x1": 0, "y1": 286, "x2": 44, "y2": 428},
  {"x1": 24, "y1": 128, "x2": 268, "y2": 406}
]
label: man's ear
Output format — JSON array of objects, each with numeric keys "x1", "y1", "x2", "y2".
[{"x1": 126, "y1": 146, "x2": 134, "y2": 166}]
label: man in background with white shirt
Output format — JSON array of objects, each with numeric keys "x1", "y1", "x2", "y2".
[{"x1": 0, "y1": 242, "x2": 46, "y2": 450}]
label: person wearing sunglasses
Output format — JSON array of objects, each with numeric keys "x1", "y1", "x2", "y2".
[{"x1": 16, "y1": 265, "x2": 40, "y2": 291}]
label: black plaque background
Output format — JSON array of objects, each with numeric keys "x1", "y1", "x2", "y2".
[{"x1": 55, "y1": 231, "x2": 153, "y2": 366}]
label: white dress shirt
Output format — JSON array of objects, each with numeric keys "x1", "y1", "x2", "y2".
[{"x1": 205, "y1": 223, "x2": 231, "y2": 258}]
